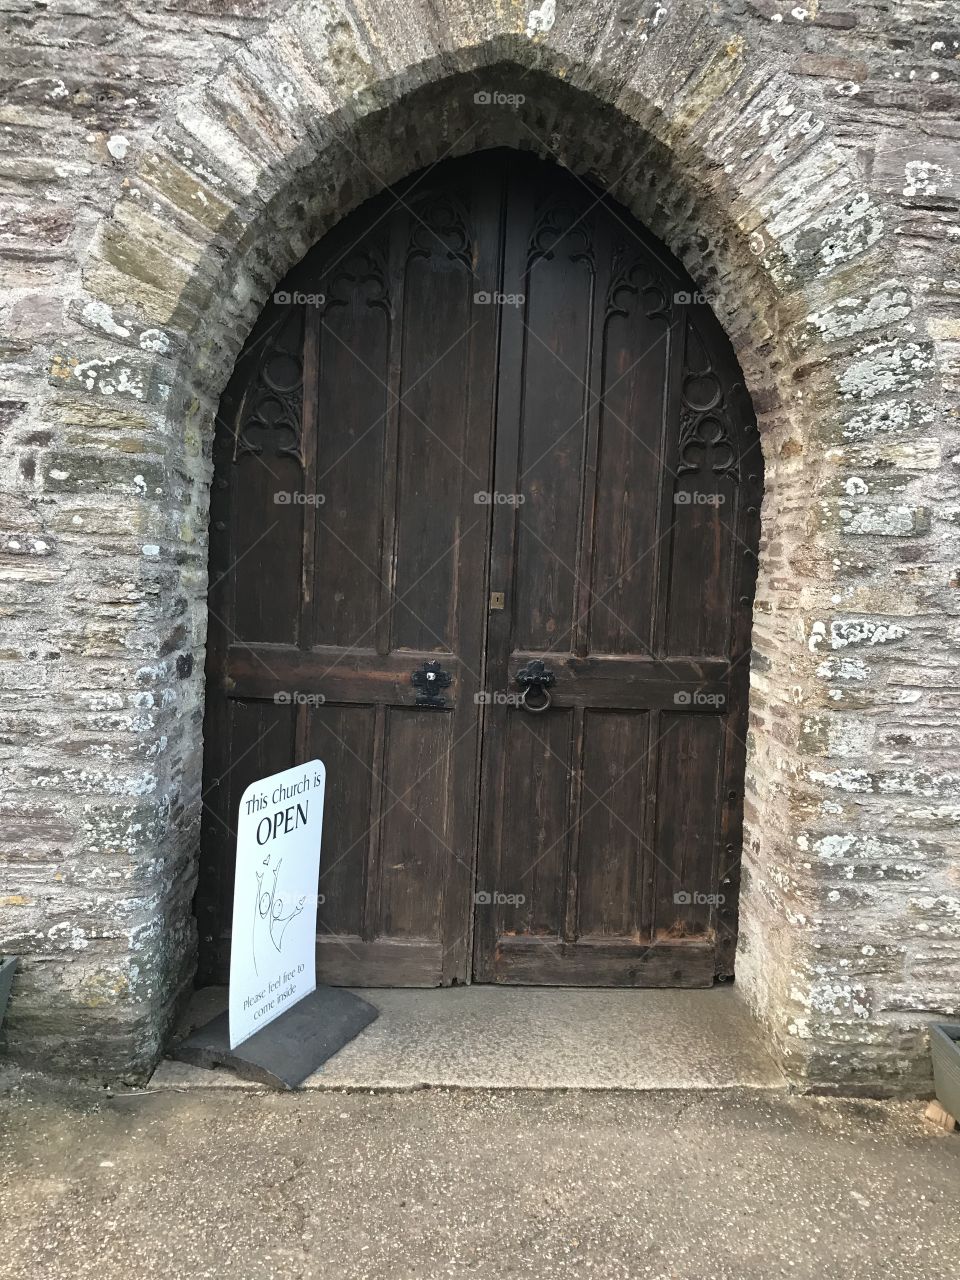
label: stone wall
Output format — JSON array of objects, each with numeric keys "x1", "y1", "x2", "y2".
[{"x1": 0, "y1": 0, "x2": 957, "y2": 1093}]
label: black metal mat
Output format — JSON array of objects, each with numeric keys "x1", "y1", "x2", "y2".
[{"x1": 172, "y1": 986, "x2": 379, "y2": 1089}]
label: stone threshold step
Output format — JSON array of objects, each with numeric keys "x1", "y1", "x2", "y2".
[{"x1": 152, "y1": 985, "x2": 786, "y2": 1092}]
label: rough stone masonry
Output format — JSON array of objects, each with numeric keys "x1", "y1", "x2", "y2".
[{"x1": 0, "y1": 0, "x2": 958, "y2": 1093}]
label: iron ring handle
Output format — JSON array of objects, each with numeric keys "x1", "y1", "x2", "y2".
[{"x1": 519, "y1": 684, "x2": 552, "y2": 714}]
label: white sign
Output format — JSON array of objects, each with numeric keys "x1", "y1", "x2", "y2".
[{"x1": 229, "y1": 759, "x2": 326, "y2": 1049}]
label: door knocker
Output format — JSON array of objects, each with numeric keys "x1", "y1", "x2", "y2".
[
  {"x1": 411, "y1": 661, "x2": 451, "y2": 708},
  {"x1": 516, "y1": 659, "x2": 556, "y2": 714}
]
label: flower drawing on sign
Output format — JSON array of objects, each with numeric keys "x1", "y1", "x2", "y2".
[{"x1": 253, "y1": 856, "x2": 306, "y2": 976}]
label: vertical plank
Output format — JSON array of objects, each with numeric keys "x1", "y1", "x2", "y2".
[
  {"x1": 589, "y1": 251, "x2": 672, "y2": 656},
  {"x1": 663, "y1": 319, "x2": 737, "y2": 657},
  {"x1": 500, "y1": 707, "x2": 575, "y2": 937},
  {"x1": 377, "y1": 708, "x2": 454, "y2": 939},
  {"x1": 230, "y1": 301, "x2": 305, "y2": 647},
  {"x1": 511, "y1": 193, "x2": 595, "y2": 653},
  {"x1": 306, "y1": 704, "x2": 377, "y2": 943},
  {"x1": 577, "y1": 710, "x2": 648, "y2": 938},
  {"x1": 651, "y1": 712, "x2": 724, "y2": 940},
  {"x1": 571, "y1": 211, "x2": 611, "y2": 660},
  {"x1": 391, "y1": 192, "x2": 476, "y2": 653},
  {"x1": 376, "y1": 212, "x2": 406, "y2": 658},
  {"x1": 312, "y1": 238, "x2": 391, "y2": 650}
]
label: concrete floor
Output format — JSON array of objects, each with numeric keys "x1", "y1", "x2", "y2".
[
  {"x1": 153, "y1": 985, "x2": 785, "y2": 1091},
  {"x1": 1, "y1": 1080, "x2": 958, "y2": 1280}
]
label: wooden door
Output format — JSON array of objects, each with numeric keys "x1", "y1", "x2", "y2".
[
  {"x1": 198, "y1": 151, "x2": 761, "y2": 990},
  {"x1": 198, "y1": 158, "x2": 503, "y2": 985},
  {"x1": 471, "y1": 156, "x2": 762, "y2": 986}
]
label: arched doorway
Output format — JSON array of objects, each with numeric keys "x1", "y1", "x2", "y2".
[{"x1": 197, "y1": 149, "x2": 762, "y2": 990}]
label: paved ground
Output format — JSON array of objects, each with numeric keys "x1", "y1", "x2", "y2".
[
  {"x1": 156, "y1": 985, "x2": 785, "y2": 1090},
  {"x1": 1, "y1": 1078, "x2": 958, "y2": 1279}
]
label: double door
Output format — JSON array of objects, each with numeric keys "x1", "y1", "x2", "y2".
[{"x1": 198, "y1": 150, "x2": 761, "y2": 988}]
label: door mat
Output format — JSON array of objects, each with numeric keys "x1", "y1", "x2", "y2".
[{"x1": 171, "y1": 986, "x2": 379, "y2": 1089}]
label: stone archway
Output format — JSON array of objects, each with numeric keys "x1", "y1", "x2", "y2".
[{"x1": 14, "y1": 1, "x2": 949, "y2": 1094}]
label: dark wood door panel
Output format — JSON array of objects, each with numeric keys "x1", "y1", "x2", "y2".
[
  {"x1": 502, "y1": 707, "x2": 576, "y2": 938},
  {"x1": 588, "y1": 265, "x2": 673, "y2": 656},
  {"x1": 391, "y1": 211, "x2": 480, "y2": 653},
  {"x1": 219, "y1": 302, "x2": 308, "y2": 650},
  {"x1": 308, "y1": 702, "x2": 376, "y2": 942},
  {"x1": 651, "y1": 712, "x2": 726, "y2": 942},
  {"x1": 311, "y1": 252, "x2": 390, "y2": 650},
  {"x1": 315, "y1": 938, "x2": 443, "y2": 987},
  {"x1": 200, "y1": 154, "x2": 504, "y2": 986},
  {"x1": 473, "y1": 152, "x2": 762, "y2": 986},
  {"x1": 511, "y1": 213, "x2": 595, "y2": 654},
  {"x1": 577, "y1": 709, "x2": 651, "y2": 940}
]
